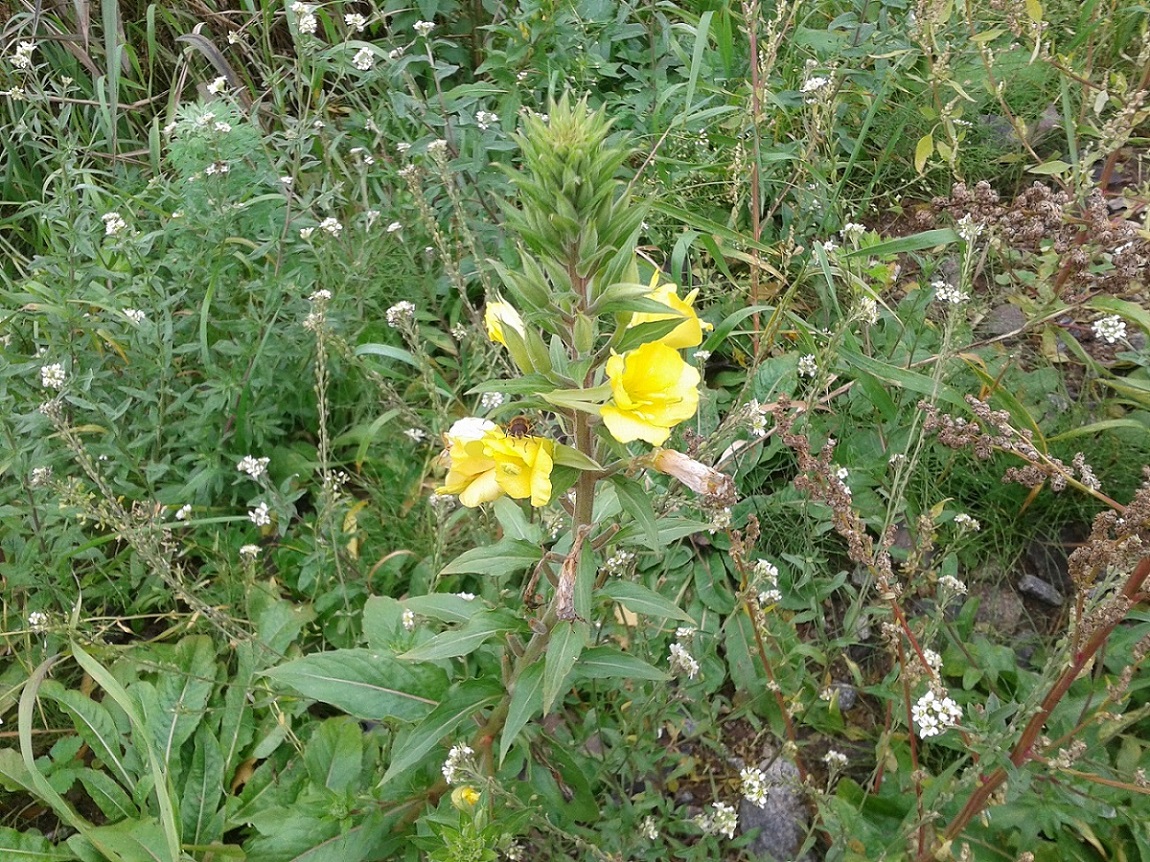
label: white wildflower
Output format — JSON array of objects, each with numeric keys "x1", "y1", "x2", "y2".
[
  {"x1": 823, "y1": 749, "x2": 848, "y2": 769},
  {"x1": 693, "y1": 349, "x2": 711, "y2": 363},
  {"x1": 388, "y1": 46, "x2": 406, "y2": 60},
  {"x1": 441, "y1": 742, "x2": 472, "y2": 784},
  {"x1": 386, "y1": 300, "x2": 416, "y2": 328},
  {"x1": 602, "y1": 548, "x2": 635, "y2": 577},
  {"x1": 956, "y1": 214, "x2": 983, "y2": 243},
  {"x1": 345, "y1": 12, "x2": 367, "y2": 31},
  {"x1": 479, "y1": 391, "x2": 504, "y2": 411},
  {"x1": 859, "y1": 296, "x2": 880, "y2": 324},
  {"x1": 387, "y1": 221, "x2": 402, "y2": 233},
  {"x1": 1093, "y1": 315, "x2": 1127, "y2": 344},
  {"x1": 404, "y1": 428, "x2": 427, "y2": 443},
  {"x1": 29, "y1": 466, "x2": 53, "y2": 488},
  {"x1": 953, "y1": 513, "x2": 980, "y2": 531},
  {"x1": 669, "y1": 642, "x2": 700, "y2": 679},
  {"x1": 28, "y1": 611, "x2": 49, "y2": 632},
  {"x1": 299, "y1": 226, "x2": 316, "y2": 239},
  {"x1": 353, "y1": 47, "x2": 374, "y2": 70},
  {"x1": 841, "y1": 222, "x2": 866, "y2": 243},
  {"x1": 402, "y1": 608, "x2": 416, "y2": 631},
  {"x1": 102, "y1": 212, "x2": 127, "y2": 236},
  {"x1": 911, "y1": 689, "x2": 963, "y2": 738},
  {"x1": 819, "y1": 239, "x2": 838, "y2": 254},
  {"x1": 798, "y1": 354, "x2": 818, "y2": 377},
  {"x1": 237, "y1": 455, "x2": 270, "y2": 480},
  {"x1": 413, "y1": 20, "x2": 435, "y2": 36},
  {"x1": 476, "y1": 110, "x2": 499, "y2": 130},
  {"x1": 695, "y1": 801, "x2": 738, "y2": 839},
  {"x1": 740, "y1": 766, "x2": 769, "y2": 808},
  {"x1": 248, "y1": 501, "x2": 271, "y2": 527},
  {"x1": 641, "y1": 815, "x2": 659, "y2": 841},
  {"x1": 40, "y1": 363, "x2": 66, "y2": 390},
  {"x1": 175, "y1": 503, "x2": 193, "y2": 521},
  {"x1": 319, "y1": 217, "x2": 342, "y2": 236},
  {"x1": 426, "y1": 139, "x2": 448, "y2": 159},
  {"x1": 801, "y1": 75, "x2": 830, "y2": 93},
  {"x1": 239, "y1": 544, "x2": 261, "y2": 559},
  {"x1": 11, "y1": 41, "x2": 36, "y2": 70},
  {"x1": 932, "y1": 280, "x2": 969, "y2": 305},
  {"x1": 123, "y1": 308, "x2": 146, "y2": 324},
  {"x1": 207, "y1": 76, "x2": 228, "y2": 95},
  {"x1": 937, "y1": 575, "x2": 968, "y2": 595}
]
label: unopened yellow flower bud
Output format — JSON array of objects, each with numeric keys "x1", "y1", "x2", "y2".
[{"x1": 451, "y1": 785, "x2": 481, "y2": 811}]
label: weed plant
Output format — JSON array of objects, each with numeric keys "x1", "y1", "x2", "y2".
[{"x1": 2, "y1": 2, "x2": 1150, "y2": 862}]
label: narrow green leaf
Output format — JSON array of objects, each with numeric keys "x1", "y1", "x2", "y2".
[
  {"x1": 543, "y1": 621, "x2": 589, "y2": 714},
  {"x1": 354, "y1": 343, "x2": 420, "y2": 369},
  {"x1": 840, "y1": 228, "x2": 959, "y2": 259},
  {"x1": 839, "y1": 349, "x2": 966, "y2": 408},
  {"x1": 439, "y1": 538, "x2": 543, "y2": 577},
  {"x1": 180, "y1": 725, "x2": 225, "y2": 847},
  {"x1": 0, "y1": 826, "x2": 76, "y2": 860},
  {"x1": 262, "y1": 649, "x2": 447, "y2": 721},
  {"x1": 701, "y1": 305, "x2": 775, "y2": 352},
  {"x1": 39, "y1": 680, "x2": 132, "y2": 789},
  {"x1": 398, "y1": 610, "x2": 521, "y2": 662},
  {"x1": 402, "y1": 594, "x2": 484, "y2": 625},
  {"x1": 574, "y1": 647, "x2": 669, "y2": 681},
  {"x1": 1047, "y1": 418, "x2": 1148, "y2": 443},
  {"x1": 77, "y1": 769, "x2": 137, "y2": 822},
  {"x1": 1028, "y1": 159, "x2": 1072, "y2": 176},
  {"x1": 499, "y1": 663, "x2": 543, "y2": 766},
  {"x1": 551, "y1": 442, "x2": 603, "y2": 471},
  {"x1": 382, "y1": 678, "x2": 502, "y2": 783},
  {"x1": 602, "y1": 581, "x2": 695, "y2": 623}
]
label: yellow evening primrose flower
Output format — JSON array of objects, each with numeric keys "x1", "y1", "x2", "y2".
[
  {"x1": 601, "y1": 342, "x2": 700, "y2": 446},
  {"x1": 484, "y1": 432, "x2": 555, "y2": 507},
  {"x1": 484, "y1": 301, "x2": 525, "y2": 346},
  {"x1": 628, "y1": 274, "x2": 712, "y2": 350},
  {"x1": 437, "y1": 418, "x2": 503, "y2": 507}
]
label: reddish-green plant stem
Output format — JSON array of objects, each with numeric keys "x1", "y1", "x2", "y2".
[{"x1": 918, "y1": 554, "x2": 1150, "y2": 860}]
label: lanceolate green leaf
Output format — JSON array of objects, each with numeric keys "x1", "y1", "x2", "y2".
[
  {"x1": 39, "y1": 680, "x2": 132, "y2": 789},
  {"x1": 499, "y1": 662, "x2": 544, "y2": 766},
  {"x1": 0, "y1": 826, "x2": 76, "y2": 860},
  {"x1": 609, "y1": 476, "x2": 660, "y2": 553},
  {"x1": 602, "y1": 581, "x2": 695, "y2": 623},
  {"x1": 574, "y1": 646, "x2": 669, "y2": 681},
  {"x1": 382, "y1": 678, "x2": 503, "y2": 783},
  {"x1": 543, "y1": 621, "x2": 588, "y2": 714},
  {"x1": 439, "y1": 538, "x2": 543, "y2": 577},
  {"x1": 399, "y1": 610, "x2": 522, "y2": 662},
  {"x1": 262, "y1": 649, "x2": 447, "y2": 721}
]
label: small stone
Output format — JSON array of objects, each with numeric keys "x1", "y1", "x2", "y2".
[
  {"x1": 828, "y1": 682, "x2": 857, "y2": 711},
  {"x1": 1017, "y1": 573, "x2": 1064, "y2": 606},
  {"x1": 979, "y1": 304, "x2": 1026, "y2": 337}
]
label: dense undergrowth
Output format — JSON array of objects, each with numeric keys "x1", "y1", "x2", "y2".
[{"x1": 2, "y1": 1, "x2": 1150, "y2": 860}]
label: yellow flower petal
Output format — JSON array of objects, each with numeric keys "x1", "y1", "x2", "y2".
[
  {"x1": 484, "y1": 301, "x2": 525, "y2": 346},
  {"x1": 484, "y1": 435, "x2": 555, "y2": 507},
  {"x1": 627, "y1": 277, "x2": 710, "y2": 349},
  {"x1": 602, "y1": 342, "x2": 700, "y2": 446}
]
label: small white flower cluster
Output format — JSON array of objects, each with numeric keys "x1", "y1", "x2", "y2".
[
  {"x1": 349, "y1": 147, "x2": 375, "y2": 166},
  {"x1": 291, "y1": 2, "x2": 318, "y2": 35},
  {"x1": 237, "y1": 455, "x2": 270, "y2": 480},
  {"x1": 953, "y1": 513, "x2": 980, "y2": 531},
  {"x1": 387, "y1": 221, "x2": 402, "y2": 233},
  {"x1": 427, "y1": 139, "x2": 449, "y2": 160},
  {"x1": 858, "y1": 296, "x2": 880, "y2": 325},
  {"x1": 41, "y1": 363, "x2": 66, "y2": 390},
  {"x1": 708, "y1": 506, "x2": 732, "y2": 533},
  {"x1": 386, "y1": 300, "x2": 417, "y2": 328},
  {"x1": 753, "y1": 558, "x2": 781, "y2": 606},
  {"x1": 920, "y1": 648, "x2": 942, "y2": 673},
  {"x1": 744, "y1": 398, "x2": 768, "y2": 437},
  {"x1": 28, "y1": 610, "x2": 49, "y2": 632},
  {"x1": 937, "y1": 574, "x2": 967, "y2": 595},
  {"x1": 239, "y1": 544, "x2": 261, "y2": 560},
  {"x1": 694, "y1": 801, "x2": 738, "y2": 839},
  {"x1": 798, "y1": 354, "x2": 818, "y2": 378},
  {"x1": 823, "y1": 749, "x2": 848, "y2": 769},
  {"x1": 441, "y1": 742, "x2": 472, "y2": 784},
  {"x1": 428, "y1": 492, "x2": 456, "y2": 513},
  {"x1": 345, "y1": 12, "x2": 367, "y2": 32},
  {"x1": 11, "y1": 41, "x2": 36, "y2": 70},
  {"x1": 402, "y1": 608, "x2": 416, "y2": 631},
  {"x1": 841, "y1": 222, "x2": 866, "y2": 244},
  {"x1": 29, "y1": 466, "x2": 53, "y2": 488},
  {"x1": 834, "y1": 466, "x2": 851, "y2": 496},
  {"x1": 204, "y1": 161, "x2": 230, "y2": 175},
  {"x1": 739, "y1": 766, "x2": 769, "y2": 808},
  {"x1": 319, "y1": 217, "x2": 342, "y2": 236},
  {"x1": 801, "y1": 75, "x2": 830, "y2": 99},
  {"x1": 932, "y1": 280, "x2": 969, "y2": 305},
  {"x1": 819, "y1": 238, "x2": 838, "y2": 254},
  {"x1": 249, "y1": 501, "x2": 271, "y2": 527},
  {"x1": 207, "y1": 76, "x2": 228, "y2": 95},
  {"x1": 414, "y1": 20, "x2": 436, "y2": 36},
  {"x1": 123, "y1": 308, "x2": 146, "y2": 324},
  {"x1": 956, "y1": 214, "x2": 983, "y2": 244},
  {"x1": 102, "y1": 212, "x2": 128, "y2": 236},
  {"x1": 911, "y1": 689, "x2": 962, "y2": 738},
  {"x1": 352, "y1": 47, "x2": 374, "y2": 70},
  {"x1": 668, "y1": 641, "x2": 700, "y2": 680},
  {"x1": 641, "y1": 815, "x2": 659, "y2": 841},
  {"x1": 602, "y1": 547, "x2": 635, "y2": 577},
  {"x1": 479, "y1": 391, "x2": 505, "y2": 411},
  {"x1": 175, "y1": 503, "x2": 193, "y2": 521},
  {"x1": 1093, "y1": 315, "x2": 1127, "y2": 344},
  {"x1": 405, "y1": 428, "x2": 428, "y2": 443},
  {"x1": 476, "y1": 110, "x2": 499, "y2": 130}
]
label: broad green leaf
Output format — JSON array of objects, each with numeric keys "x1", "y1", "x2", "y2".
[
  {"x1": 73, "y1": 820, "x2": 173, "y2": 862},
  {"x1": 439, "y1": 538, "x2": 542, "y2": 577},
  {"x1": 354, "y1": 343, "x2": 419, "y2": 370},
  {"x1": 914, "y1": 133, "x2": 933, "y2": 173},
  {"x1": 181, "y1": 726, "x2": 225, "y2": 847},
  {"x1": 574, "y1": 646, "x2": 669, "y2": 681},
  {"x1": 551, "y1": 442, "x2": 603, "y2": 471},
  {"x1": 399, "y1": 610, "x2": 521, "y2": 662},
  {"x1": 304, "y1": 717, "x2": 363, "y2": 794},
  {"x1": 0, "y1": 826, "x2": 76, "y2": 860},
  {"x1": 1025, "y1": 0, "x2": 1043, "y2": 20},
  {"x1": 609, "y1": 475, "x2": 660, "y2": 553},
  {"x1": 362, "y1": 595, "x2": 404, "y2": 649},
  {"x1": 243, "y1": 812, "x2": 380, "y2": 862},
  {"x1": 614, "y1": 317, "x2": 684, "y2": 353},
  {"x1": 77, "y1": 769, "x2": 137, "y2": 822},
  {"x1": 601, "y1": 581, "x2": 695, "y2": 623},
  {"x1": 154, "y1": 635, "x2": 217, "y2": 761},
  {"x1": 499, "y1": 662, "x2": 544, "y2": 765},
  {"x1": 39, "y1": 681, "x2": 132, "y2": 789},
  {"x1": 612, "y1": 516, "x2": 712, "y2": 549},
  {"x1": 493, "y1": 496, "x2": 541, "y2": 542},
  {"x1": 262, "y1": 649, "x2": 447, "y2": 721},
  {"x1": 382, "y1": 678, "x2": 503, "y2": 782},
  {"x1": 543, "y1": 621, "x2": 588, "y2": 714},
  {"x1": 839, "y1": 349, "x2": 966, "y2": 408}
]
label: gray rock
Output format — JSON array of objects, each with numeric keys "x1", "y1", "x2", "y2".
[
  {"x1": 980, "y1": 303, "x2": 1026, "y2": 337},
  {"x1": 739, "y1": 754, "x2": 813, "y2": 862},
  {"x1": 1018, "y1": 573, "x2": 1065, "y2": 606},
  {"x1": 828, "y1": 682, "x2": 857, "y2": 712}
]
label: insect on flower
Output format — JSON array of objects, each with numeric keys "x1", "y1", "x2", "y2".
[{"x1": 505, "y1": 415, "x2": 534, "y2": 438}]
